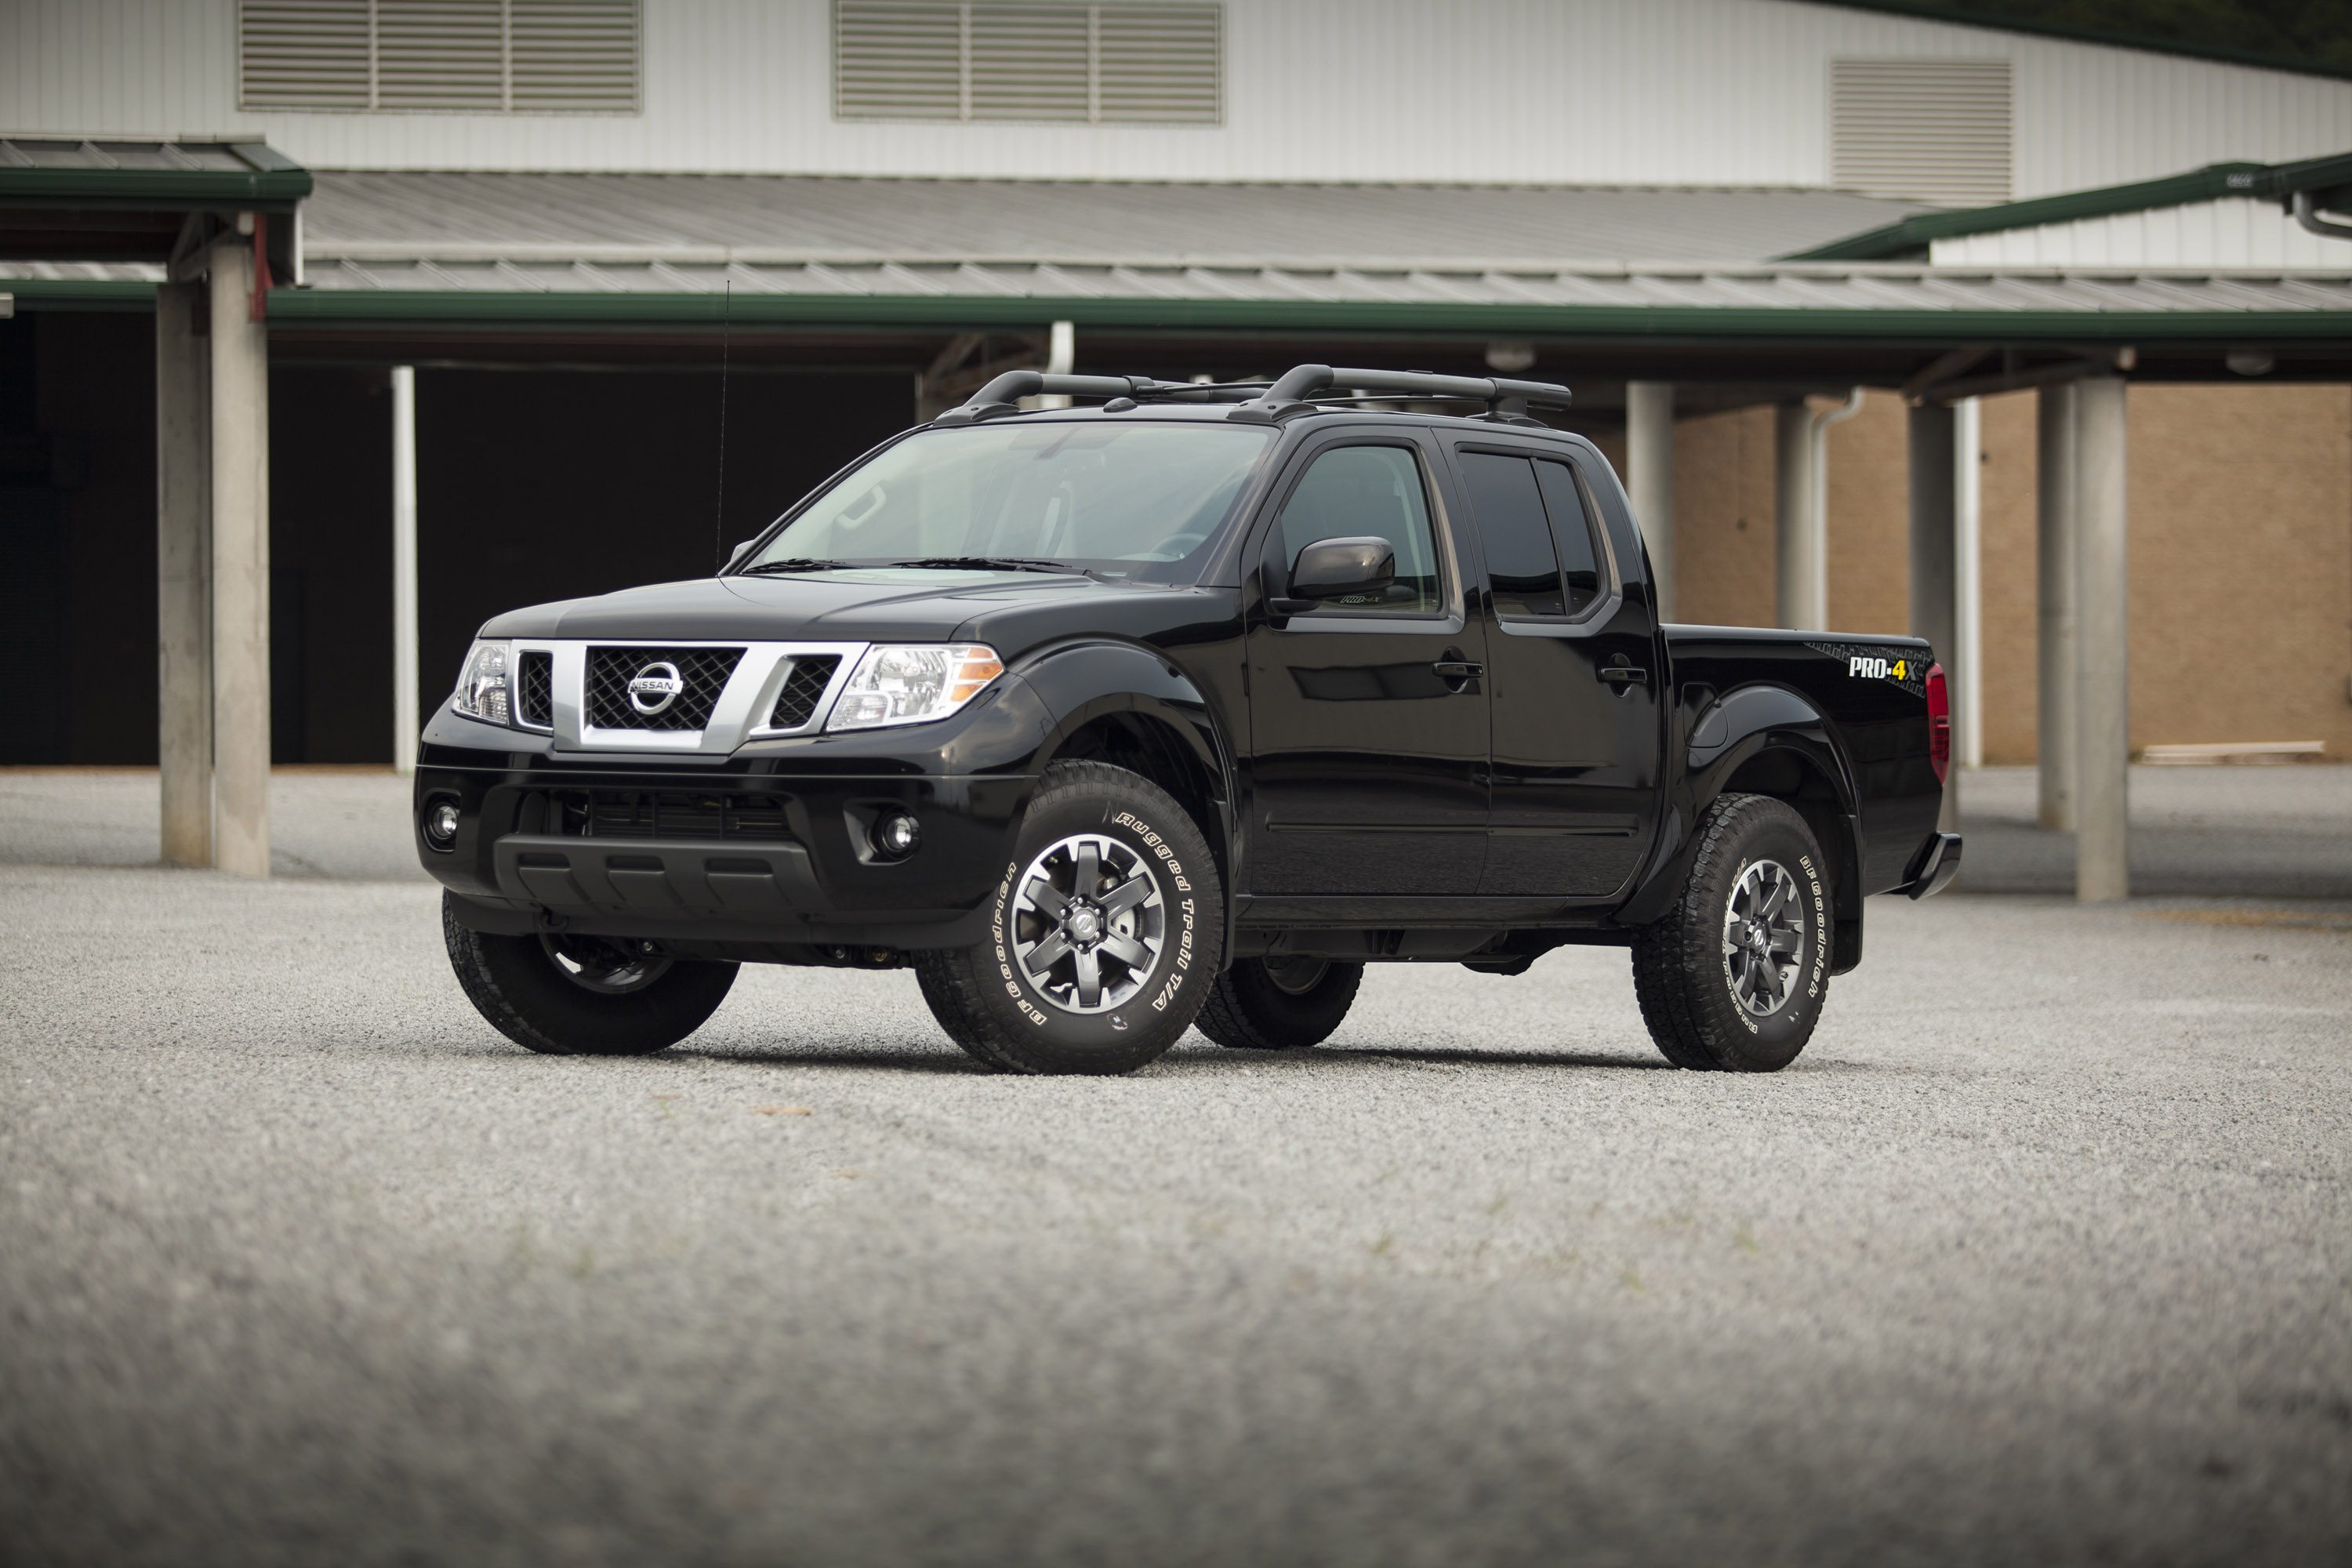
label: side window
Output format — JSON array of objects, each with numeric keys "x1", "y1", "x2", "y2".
[
  {"x1": 1459, "y1": 453, "x2": 1564, "y2": 617},
  {"x1": 1274, "y1": 445, "x2": 1443, "y2": 614},
  {"x1": 1535, "y1": 459, "x2": 1604, "y2": 615}
]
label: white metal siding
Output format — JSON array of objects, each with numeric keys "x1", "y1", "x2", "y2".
[
  {"x1": 1831, "y1": 56, "x2": 2010, "y2": 204},
  {"x1": 9, "y1": 0, "x2": 2352, "y2": 194},
  {"x1": 1933, "y1": 198, "x2": 2352, "y2": 267}
]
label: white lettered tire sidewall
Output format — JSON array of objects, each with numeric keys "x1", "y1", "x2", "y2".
[
  {"x1": 1713, "y1": 837, "x2": 1832, "y2": 1062},
  {"x1": 919, "y1": 760, "x2": 1222, "y2": 1075}
]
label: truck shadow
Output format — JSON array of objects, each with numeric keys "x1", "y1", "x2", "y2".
[{"x1": 1298, "y1": 1045, "x2": 1678, "y2": 1070}]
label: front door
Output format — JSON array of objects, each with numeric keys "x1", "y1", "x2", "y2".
[
  {"x1": 1449, "y1": 441, "x2": 1663, "y2": 898},
  {"x1": 1243, "y1": 435, "x2": 1490, "y2": 896}
]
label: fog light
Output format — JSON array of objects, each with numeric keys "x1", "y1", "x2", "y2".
[
  {"x1": 423, "y1": 798, "x2": 461, "y2": 850},
  {"x1": 871, "y1": 810, "x2": 920, "y2": 860}
]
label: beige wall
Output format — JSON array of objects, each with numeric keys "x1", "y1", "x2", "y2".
[
  {"x1": 1667, "y1": 407, "x2": 1776, "y2": 628},
  {"x1": 1660, "y1": 383, "x2": 2352, "y2": 764}
]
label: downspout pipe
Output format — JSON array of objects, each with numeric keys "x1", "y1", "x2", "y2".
[
  {"x1": 1807, "y1": 387, "x2": 1866, "y2": 630},
  {"x1": 2292, "y1": 191, "x2": 2352, "y2": 240}
]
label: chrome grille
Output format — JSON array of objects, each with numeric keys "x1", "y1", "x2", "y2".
[
  {"x1": 585, "y1": 647, "x2": 742, "y2": 732},
  {"x1": 769, "y1": 655, "x2": 841, "y2": 730}
]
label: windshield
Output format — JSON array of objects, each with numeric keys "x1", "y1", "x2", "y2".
[{"x1": 742, "y1": 422, "x2": 1274, "y2": 582}]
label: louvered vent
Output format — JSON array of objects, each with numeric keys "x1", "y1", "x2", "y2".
[
  {"x1": 836, "y1": 0, "x2": 1220, "y2": 124},
  {"x1": 238, "y1": 0, "x2": 640, "y2": 112},
  {"x1": 1830, "y1": 57, "x2": 2011, "y2": 205}
]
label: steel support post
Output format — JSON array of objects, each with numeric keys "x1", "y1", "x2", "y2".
[
  {"x1": 392, "y1": 366, "x2": 419, "y2": 773},
  {"x1": 208, "y1": 234, "x2": 271, "y2": 877},
  {"x1": 155, "y1": 280, "x2": 213, "y2": 867},
  {"x1": 2074, "y1": 376, "x2": 2131, "y2": 902},
  {"x1": 1908, "y1": 400, "x2": 1959, "y2": 833},
  {"x1": 1625, "y1": 381, "x2": 1675, "y2": 619},
  {"x1": 1773, "y1": 402, "x2": 1813, "y2": 629},
  {"x1": 2035, "y1": 384, "x2": 2078, "y2": 832},
  {"x1": 1955, "y1": 397, "x2": 1984, "y2": 769}
]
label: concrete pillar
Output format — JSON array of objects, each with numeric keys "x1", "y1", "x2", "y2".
[
  {"x1": 1954, "y1": 397, "x2": 1984, "y2": 770},
  {"x1": 2074, "y1": 376, "x2": 2131, "y2": 902},
  {"x1": 1908, "y1": 401, "x2": 1959, "y2": 833},
  {"x1": 1624, "y1": 382, "x2": 1675, "y2": 619},
  {"x1": 1773, "y1": 402, "x2": 1813, "y2": 630},
  {"x1": 155, "y1": 280, "x2": 213, "y2": 867},
  {"x1": 391, "y1": 366, "x2": 419, "y2": 774},
  {"x1": 2035, "y1": 384, "x2": 2078, "y2": 831},
  {"x1": 209, "y1": 233, "x2": 271, "y2": 877}
]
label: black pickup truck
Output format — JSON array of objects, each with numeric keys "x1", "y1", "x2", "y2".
[{"x1": 416, "y1": 365, "x2": 1958, "y2": 1076}]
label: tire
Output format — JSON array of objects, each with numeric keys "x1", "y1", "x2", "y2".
[
  {"x1": 442, "y1": 893, "x2": 738, "y2": 1056},
  {"x1": 916, "y1": 760, "x2": 1223, "y2": 1076},
  {"x1": 1195, "y1": 957, "x2": 1363, "y2": 1049},
  {"x1": 1630, "y1": 793, "x2": 1833, "y2": 1073}
]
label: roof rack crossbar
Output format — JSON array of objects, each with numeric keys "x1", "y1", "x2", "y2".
[
  {"x1": 931, "y1": 365, "x2": 1573, "y2": 426},
  {"x1": 935, "y1": 372, "x2": 1273, "y2": 423},
  {"x1": 1232, "y1": 365, "x2": 1573, "y2": 424}
]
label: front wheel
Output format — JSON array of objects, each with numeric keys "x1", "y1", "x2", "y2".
[
  {"x1": 916, "y1": 760, "x2": 1222, "y2": 1075},
  {"x1": 443, "y1": 895, "x2": 738, "y2": 1055},
  {"x1": 1630, "y1": 793, "x2": 1832, "y2": 1072}
]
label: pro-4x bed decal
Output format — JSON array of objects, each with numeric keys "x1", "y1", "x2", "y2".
[{"x1": 1803, "y1": 641, "x2": 1927, "y2": 697}]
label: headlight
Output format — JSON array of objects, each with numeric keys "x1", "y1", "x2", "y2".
[
  {"x1": 827, "y1": 644, "x2": 1004, "y2": 731},
  {"x1": 452, "y1": 639, "x2": 513, "y2": 724}
]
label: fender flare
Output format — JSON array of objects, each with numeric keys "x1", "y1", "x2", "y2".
[
  {"x1": 1008, "y1": 638, "x2": 1240, "y2": 949},
  {"x1": 1617, "y1": 683, "x2": 1869, "y2": 974}
]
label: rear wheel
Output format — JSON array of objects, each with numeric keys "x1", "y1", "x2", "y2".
[
  {"x1": 916, "y1": 760, "x2": 1221, "y2": 1075},
  {"x1": 1630, "y1": 793, "x2": 1831, "y2": 1072},
  {"x1": 1195, "y1": 956, "x2": 1363, "y2": 1049},
  {"x1": 443, "y1": 894, "x2": 738, "y2": 1056}
]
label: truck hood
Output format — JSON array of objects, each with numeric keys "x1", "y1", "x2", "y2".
[{"x1": 477, "y1": 568, "x2": 1217, "y2": 648}]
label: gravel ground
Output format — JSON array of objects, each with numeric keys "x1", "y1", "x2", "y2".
[{"x1": 2, "y1": 858, "x2": 2347, "y2": 1566}]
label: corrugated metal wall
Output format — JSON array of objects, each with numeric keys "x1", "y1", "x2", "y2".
[
  {"x1": 7, "y1": 0, "x2": 2352, "y2": 195},
  {"x1": 1934, "y1": 199, "x2": 2352, "y2": 267}
]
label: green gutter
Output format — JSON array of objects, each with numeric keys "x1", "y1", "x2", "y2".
[
  {"x1": 22, "y1": 277, "x2": 2352, "y2": 339},
  {"x1": 263, "y1": 286, "x2": 2352, "y2": 342},
  {"x1": 1804, "y1": 1, "x2": 2352, "y2": 85},
  {"x1": 0, "y1": 143, "x2": 311, "y2": 212},
  {"x1": 0, "y1": 278, "x2": 163, "y2": 310},
  {"x1": 1786, "y1": 151, "x2": 2352, "y2": 262}
]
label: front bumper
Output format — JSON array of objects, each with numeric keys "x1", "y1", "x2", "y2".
[{"x1": 415, "y1": 676, "x2": 1049, "y2": 950}]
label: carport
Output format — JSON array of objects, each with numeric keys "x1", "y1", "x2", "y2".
[{"x1": 13, "y1": 154, "x2": 2352, "y2": 899}]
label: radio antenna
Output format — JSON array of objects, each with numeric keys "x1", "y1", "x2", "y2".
[{"x1": 713, "y1": 276, "x2": 733, "y2": 570}]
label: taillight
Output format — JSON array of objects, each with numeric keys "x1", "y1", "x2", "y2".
[{"x1": 1925, "y1": 661, "x2": 1951, "y2": 785}]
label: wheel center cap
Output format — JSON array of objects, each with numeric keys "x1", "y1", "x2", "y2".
[{"x1": 1066, "y1": 906, "x2": 1103, "y2": 944}]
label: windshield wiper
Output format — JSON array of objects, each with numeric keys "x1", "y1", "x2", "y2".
[
  {"x1": 738, "y1": 557, "x2": 848, "y2": 575},
  {"x1": 888, "y1": 556, "x2": 1095, "y2": 577}
]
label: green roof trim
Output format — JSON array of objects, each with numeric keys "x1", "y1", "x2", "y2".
[
  {"x1": 1805, "y1": 1, "x2": 2352, "y2": 85},
  {"x1": 0, "y1": 141, "x2": 310, "y2": 213},
  {"x1": 1784, "y1": 151, "x2": 2352, "y2": 262},
  {"x1": 257, "y1": 285, "x2": 2352, "y2": 342}
]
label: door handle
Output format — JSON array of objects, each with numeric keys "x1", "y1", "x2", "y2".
[
  {"x1": 1432, "y1": 659, "x2": 1485, "y2": 681},
  {"x1": 1599, "y1": 664, "x2": 1649, "y2": 685}
]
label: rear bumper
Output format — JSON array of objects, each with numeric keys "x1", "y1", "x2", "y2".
[{"x1": 1900, "y1": 832, "x2": 1964, "y2": 899}]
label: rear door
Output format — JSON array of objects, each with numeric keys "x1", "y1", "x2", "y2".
[
  {"x1": 1447, "y1": 440, "x2": 1663, "y2": 898},
  {"x1": 1243, "y1": 431, "x2": 1490, "y2": 896}
]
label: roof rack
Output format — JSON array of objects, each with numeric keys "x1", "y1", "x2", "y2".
[{"x1": 933, "y1": 365, "x2": 1572, "y2": 426}]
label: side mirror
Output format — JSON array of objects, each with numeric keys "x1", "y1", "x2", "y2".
[
  {"x1": 1276, "y1": 535, "x2": 1395, "y2": 612},
  {"x1": 723, "y1": 537, "x2": 757, "y2": 572}
]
